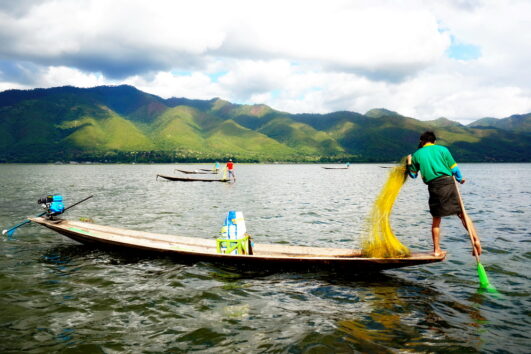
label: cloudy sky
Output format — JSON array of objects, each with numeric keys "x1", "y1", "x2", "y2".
[{"x1": 1, "y1": 0, "x2": 530, "y2": 123}]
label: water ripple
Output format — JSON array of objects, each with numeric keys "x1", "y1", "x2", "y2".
[{"x1": 0, "y1": 163, "x2": 529, "y2": 352}]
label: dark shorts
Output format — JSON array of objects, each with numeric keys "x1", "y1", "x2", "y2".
[{"x1": 427, "y1": 176, "x2": 462, "y2": 217}]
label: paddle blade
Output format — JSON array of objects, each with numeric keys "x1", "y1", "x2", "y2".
[
  {"x1": 3, "y1": 218, "x2": 35, "y2": 239},
  {"x1": 2, "y1": 227, "x2": 16, "y2": 239},
  {"x1": 477, "y1": 262, "x2": 497, "y2": 293}
]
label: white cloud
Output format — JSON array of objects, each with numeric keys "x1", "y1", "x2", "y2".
[
  {"x1": 217, "y1": 60, "x2": 294, "y2": 100},
  {"x1": 0, "y1": 81, "x2": 26, "y2": 92},
  {"x1": 0, "y1": 0, "x2": 448, "y2": 79},
  {"x1": 0, "y1": 64, "x2": 112, "y2": 90},
  {"x1": 216, "y1": 1, "x2": 449, "y2": 78},
  {"x1": 124, "y1": 71, "x2": 225, "y2": 100},
  {"x1": 41, "y1": 66, "x2": 109, "y2": 88},
  {"x1": 1, "y1": 0, "x2": 531, "y2": 122}
]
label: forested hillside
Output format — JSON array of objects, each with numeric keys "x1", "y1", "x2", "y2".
[{"x1": 0, "y1": 85, "x2": 529, "y2": 162}]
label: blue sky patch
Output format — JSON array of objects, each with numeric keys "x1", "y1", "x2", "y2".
[
  {"x1": 207, "y1": 71, "x2": 228, "y2": 82},
  {"x1": 447, "y1": 36, "x2": 481, "y2": 60},
  {"x1": 170, "y1": 70, "x2": 192, "y2": 76},
  {"x1": 270, "y1": 89, "x2": 281, "y2": 99}
]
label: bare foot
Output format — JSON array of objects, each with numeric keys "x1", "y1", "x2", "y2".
[{"x1": 433, "y1": 250, "x2": 445, "y2": 257}]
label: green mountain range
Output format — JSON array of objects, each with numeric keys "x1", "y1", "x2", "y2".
[{"x1": 0, "y1": 85, "x2": 530, "y2": 162}]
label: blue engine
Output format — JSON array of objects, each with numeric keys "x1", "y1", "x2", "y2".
[
  {"x1": 49, "y1": 195, "x2": 64, "y2": 214},
  {"x1": 38, "y1": 195, "x2": 65, "y2": 215}
]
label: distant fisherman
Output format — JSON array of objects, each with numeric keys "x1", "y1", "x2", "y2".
[
  {"x1": 407, "y1": 131, "x2": 482, "y2": 257},
  {"x1": 226, "y1": 158, "x2": 236, "y2": 182}
]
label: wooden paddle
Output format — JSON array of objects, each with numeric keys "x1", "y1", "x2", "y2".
[
  {"x1": 2, "y1": 212, "x2": 46, "y2": 238},
  {"x1": 453, "y1": 178, "x2": 496, "y2": 292}
]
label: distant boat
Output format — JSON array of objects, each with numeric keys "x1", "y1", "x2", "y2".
[
  {"x1": 174, "y1": 169, "x2": 217, "y2": 175},
  {"x1": 157, "y1": 174, "x2": 229, "y2": 182},
  {"x1": 200, "y1": 168, "x2": 219, "y2": 173},
  {"x1": 322, "y1": 163, "x2": 350, "y2": 170},
  {"x1": 322, "y1": 166, "x2": 349, "y2": 170},
  {"x1": 29, "y1": 217, "x2": 446, "y2": 272}
]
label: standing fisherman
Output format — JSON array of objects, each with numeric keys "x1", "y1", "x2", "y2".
[
  {"x1": 407, "y1": 131, "x2": 482, "y2": 257},
  {"x1": 226, "y1": 158, "x2": 236, "y2": 182}
]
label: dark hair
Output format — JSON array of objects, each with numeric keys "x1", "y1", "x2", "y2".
[{"x1": 418, "y1": 131, "x2": 436, "y2": 148}]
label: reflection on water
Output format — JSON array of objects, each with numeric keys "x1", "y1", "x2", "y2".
[
  {"x1": 0, "y1": 163, "x2": 529, "y2": 352},
  {"x1": 337, "y1": 278, "x2": 489, "y2": 352}
]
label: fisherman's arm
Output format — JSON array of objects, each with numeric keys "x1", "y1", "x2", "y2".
[
  {"x1": 406, "y1": 154, "x2": 418, "y2": 179},
  {"x1": 443, "y1": 148, "x2": 466, "y2": 184},
  {"x1": 450, "y1": 164, "x2": 466, "y2": 184}
]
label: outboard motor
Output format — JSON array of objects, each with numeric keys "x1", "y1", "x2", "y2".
[{"x1": 37, "y1": 195, "x2": 65, "y2": 218}]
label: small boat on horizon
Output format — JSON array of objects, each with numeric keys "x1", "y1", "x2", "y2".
[
  {"x1": 322, "y1": 163, "x2": 350, "y2": 170},
  {"x1": 174, "y1": 169, "x2": 218, "y2": 175}
]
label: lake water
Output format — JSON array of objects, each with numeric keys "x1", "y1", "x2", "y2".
[{"x1": 0, "y1": 163, "x2": 529, "y2": 352}]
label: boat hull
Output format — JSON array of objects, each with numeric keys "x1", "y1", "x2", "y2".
[
  {"x1": 157, "y1": 174, "x2": 228, "y2": 182},
  {"x1": 200, "y1": 169, "x2": 219, "y2": 173},
  {"x1": 30, "y1": 217, "x2": 445, "y2": 272},
  {"x1": 174, "y1": 169, "x2": 218, "y2": 175}
]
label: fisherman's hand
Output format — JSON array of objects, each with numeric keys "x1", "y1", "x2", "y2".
[
  {"x1": 459, "y1": 179, "x2": 466, "y2": 184},
  {"x1": 473, "y1": 242, "x2": 482, "y2": 256},
  {"x1": 406, "y1": 154, "x2": 412, "y2": 165}
]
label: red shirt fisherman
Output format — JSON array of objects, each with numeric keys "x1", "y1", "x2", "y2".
[{"x1": 226, "y1": 159, "x2": 236, "y2": 182}]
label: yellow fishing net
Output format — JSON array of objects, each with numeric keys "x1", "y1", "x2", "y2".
[{"x1": 361, "y1": 160, "x2": 411, "y2": 258}]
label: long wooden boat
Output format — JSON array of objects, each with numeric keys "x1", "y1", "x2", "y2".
[
  {"x1": 322, "y1": 167, "x2": 349, "y2": 170},
  {"x1": 200, "y1": 168, "x2": 220, "y2": 173},
  {"x1": 29, "y1": 217, "x2": 445, "y2": 272},
  {"x1": 157, "y1": 174, "x2": 229, "y2": 182},
  {"x1": 174, "y1": 169, "x2": 217, "y2": 175}
]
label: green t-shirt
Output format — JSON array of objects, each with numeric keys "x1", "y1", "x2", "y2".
[{"x1": 410, "y1": 143, "x2": 457, "y2": 183}]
